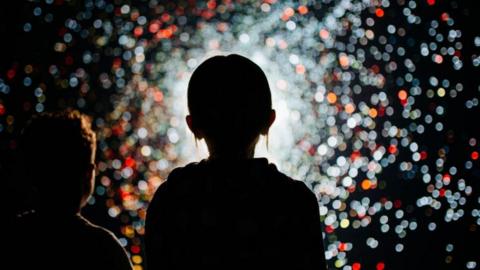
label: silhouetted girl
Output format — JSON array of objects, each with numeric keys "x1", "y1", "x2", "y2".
[{"x1": 145, "y1": 54, "x2": 326, "y2": 270}]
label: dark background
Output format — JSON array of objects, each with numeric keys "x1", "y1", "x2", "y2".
[{"x1": 2, "y1": 1, "x2": 479, "y2": 269}]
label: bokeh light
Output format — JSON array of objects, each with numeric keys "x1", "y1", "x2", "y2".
[{"x1": 2, "y1": 0, "x2": 479, "y2": 269}]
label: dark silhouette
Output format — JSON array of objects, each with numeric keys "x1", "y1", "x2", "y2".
[
  {"x1": 145, "y1": 54, "x2": 327, "y2": 270},
  {"x1": 12, "y1": 111, "x2": 133, "y2": 270}
]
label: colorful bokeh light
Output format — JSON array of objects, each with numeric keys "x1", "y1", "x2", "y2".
[{"x1": 2, "y1": 0, "x2": 479, "y2": 269}]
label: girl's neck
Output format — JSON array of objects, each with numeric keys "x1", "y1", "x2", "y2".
[
  {"x1": 207, "y1": 145, "x2": 256, "y2": 160},
  {"x1": 207, "y1": 149, "x2": 255, "y2": 160},
  {"x1": 205, "y1": 136, "x2": 259, "y2": 160}
]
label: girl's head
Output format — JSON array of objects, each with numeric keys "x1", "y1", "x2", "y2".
[{"x1": 187, "y1": 54, "x2": 275, "y2": 158}]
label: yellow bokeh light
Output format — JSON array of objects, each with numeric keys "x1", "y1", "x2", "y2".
[
  {"x1": 437, "y1": 87, "x2": 446, "y2": 97},
  {"x1": 340, "y1": 219, "x2": 350, "y2": 228},
  {"x1": 132, "y1": 255, "x2": 143, "y2": 265}
]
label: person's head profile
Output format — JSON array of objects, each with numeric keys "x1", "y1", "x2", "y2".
[
  {"x1": 186, "y1": 54, "x2": 276, "y2": 159},
  {"x1": 20, "y1": 110, "x2": 96, "y2": 214}
]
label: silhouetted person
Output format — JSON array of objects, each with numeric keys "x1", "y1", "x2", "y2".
[
  {"x1": 12, "y1": 111, "x2": 133, "y2": 270},
  {"x1": 145, "y1": 54, "x2": 327, "y2": 270}
]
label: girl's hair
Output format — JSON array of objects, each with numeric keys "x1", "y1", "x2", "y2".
[{"x1": 187, "y1": 54, "x2": 272, "y2": 149}]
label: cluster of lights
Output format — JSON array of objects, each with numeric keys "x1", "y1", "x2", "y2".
[{"x1": 1, "y1": 0, "x2": 479, "y2": 269}]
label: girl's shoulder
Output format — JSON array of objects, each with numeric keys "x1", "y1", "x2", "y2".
[{"x1": 156, "y1": 158, "x2": 314, "y2": 198}]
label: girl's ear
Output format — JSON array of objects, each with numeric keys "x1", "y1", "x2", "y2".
[
  {"x1": 186, "y1": 115, "x2": 205, "y2": 139},
  {"x1": 260, "y1": 109, "x2": 276, "y2": 135}
]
